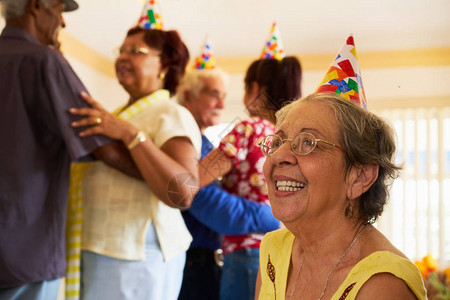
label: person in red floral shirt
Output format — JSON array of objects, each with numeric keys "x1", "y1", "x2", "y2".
[{"x1": 199, "y1": 56, "x2": 302, "y2": 300}]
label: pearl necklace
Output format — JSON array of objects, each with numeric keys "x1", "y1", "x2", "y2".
[{"x1": 289, "y1": 224, "x2": 368, "y2": 300}]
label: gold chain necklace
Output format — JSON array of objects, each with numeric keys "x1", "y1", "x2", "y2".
[
  {"x1": 289, "y1": 224, "x2": 368, "y2": 300},
  {"x1": 289, "y1": 256, "x2": 305, "y2": 300}
]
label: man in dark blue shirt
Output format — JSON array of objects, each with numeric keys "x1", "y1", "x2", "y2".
[
  {"x1": 177, "y1": 68, "x2": 280, "y2": 299},
  {"x1": 0, "y1": 0, "x2": 140, "y2": 298}
]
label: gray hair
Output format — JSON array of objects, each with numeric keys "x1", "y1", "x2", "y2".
[
  {"x1": 276, "y1": 93, "x2": 402, "y2": 223},
  {"x1": 1, "y1": 0, "x2": 51, "y2": 19},
  {"x1": 176, "y1": 68, "x2": 229, "y2": 105}
]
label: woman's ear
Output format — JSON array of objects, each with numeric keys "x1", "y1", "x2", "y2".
[
  {"x1": 158, "y1": 67, "x2": 169, "y2": 80},
  {"x1": 248, "y1": 81, "x2": 260, "y2": 99},
  {"x1": 346, "y1": 164, "x2": 379, "y2": 200},
  {"x1": 183, "y1": 90, "x2": 192, "y2": 104}
]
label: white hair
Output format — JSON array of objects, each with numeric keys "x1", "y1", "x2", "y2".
[
  {"x1": 176, "y1": 68, "x2": 229, "y2": 105},
  {"x1": 1, "y1": 0, "x2": 51, "y2": 20}
]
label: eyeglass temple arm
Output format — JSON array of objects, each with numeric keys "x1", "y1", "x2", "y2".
[{"x1": 317, "y1": 139, "x2": 346, "y2": 152}]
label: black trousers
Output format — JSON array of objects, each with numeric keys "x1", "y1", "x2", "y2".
[{"x1": 178, "y1": 248, "x2": 222, "y2": 300}]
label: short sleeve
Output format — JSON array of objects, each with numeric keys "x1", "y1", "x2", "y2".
[
  {"x1": 145, "y1": 101, "x2": 202, "y2": 155},
  {"x1": 41, "y1": 50, "x2": 113, "y2": 161}
]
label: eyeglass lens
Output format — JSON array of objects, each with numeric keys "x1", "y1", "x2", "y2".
[
  {"x1": 115, "y1": 47, "x2": 149, "y2": 56},
  {"x1": 261, "y1": 133, "x2": 317, "y2": 156}
]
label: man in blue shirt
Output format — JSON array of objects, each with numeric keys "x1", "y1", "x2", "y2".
[{"x1": 176, "y1": 68, "x2": 280, "y2": 299}]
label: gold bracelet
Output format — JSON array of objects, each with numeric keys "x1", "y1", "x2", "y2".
[{"x1": 127, "y1": 131, "x2": 147, "y2": 150}]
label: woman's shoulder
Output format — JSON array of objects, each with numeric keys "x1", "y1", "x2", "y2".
[
  {"x1": 138, "y1": 97, "x2": 197, "y2": 126},
  {"x1": 133, "y1": 96, "x2": 201, "y2": 152},
  {"x1": 338, "y1": 251, "x2": 426, "y2": 300},
  {"x1": 356, "y1": 250, "x2": 416, "y2": 270},
  {"x1": 354, "y1": 271, "x2": 423, "y2": 299},
  {"x1": 357, "y1": 225, "x2": 406, "y2": 256},
  {"x1": 151, "y1": 97, "x2": 188, "y2": 113}
]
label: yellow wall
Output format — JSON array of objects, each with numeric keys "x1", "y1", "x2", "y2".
[
  {"x1": 60, "y1": 31, "x2": 450, "y2": 119},
  {"x1": 61, "y1": 31, "x2": 450, "y2": 75}
]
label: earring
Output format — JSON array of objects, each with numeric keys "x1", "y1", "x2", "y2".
[
  {"x1": 345, "y1": 199, "x2": 353, "y2": 218},
  {"x1": 159, "y1": 72, "x2": 165, "y2": 80}
]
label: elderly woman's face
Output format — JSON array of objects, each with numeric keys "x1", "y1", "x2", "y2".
[
  {"x1": 115, "y1": 32, "x2": 163, "y2": 97},
  {"x1": 263, "y1": 101, "x2": 348, "y2": 224}
]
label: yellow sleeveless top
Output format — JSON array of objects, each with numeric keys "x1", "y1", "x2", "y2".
[{"x1": 258, "y1": 228, "x2": 427, "y2": 300}]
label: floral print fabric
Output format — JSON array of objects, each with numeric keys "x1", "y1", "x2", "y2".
[{"x1": 218, "y1": 117, "x2": 276, "y2": 255}]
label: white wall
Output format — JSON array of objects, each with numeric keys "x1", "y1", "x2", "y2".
[
  {"x1": 220, "y1": 65, "x2": 450, "y2": 124},
  {"x1": 0, "y1": 16, "x2": 128, "y2": 111},
  {"x1": 64, "y1": 55, "x2": 129, "y2": 111},
  {"x1": 2, "y1": 14, "x2": 450, "y2": 118}
]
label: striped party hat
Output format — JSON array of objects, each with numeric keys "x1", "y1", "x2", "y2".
[
  {"x1": 316, "y1": 35, "x2": 367, "y2": 109},
  {"x1": 137, "y1": 0, "x2": 163, "y2": 30},
  {"x1": 259, "y1": 22, "x2": 285, "y2": 60},
  {"x1": 193, "y1": 38, "x2": 216, "y2": 70}
]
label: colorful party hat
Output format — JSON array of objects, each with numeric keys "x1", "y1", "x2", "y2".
[
  {"x1": 316, "y1": 35, "x2": 367, "y2": 109},
  {"x1": 193, "y1": 38, "x2": 216, "y2": 70},
  {"x1": 259, "y1": 22, "x2": 286, "y2": 60},
  {"x1": 137, "y1": 0, "x2": 163, "y2": 30}
]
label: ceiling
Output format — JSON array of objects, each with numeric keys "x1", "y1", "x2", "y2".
[
  {"x1": 1, "y1": 0, "x2": 449, "y2": 117},
  {"x1": 62, "y1": 0, "x2": 450, "y2": 61}
]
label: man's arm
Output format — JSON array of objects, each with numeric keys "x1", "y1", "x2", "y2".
[{"x1": 188, "y1": 183, "x2": 280, "y2": 235}]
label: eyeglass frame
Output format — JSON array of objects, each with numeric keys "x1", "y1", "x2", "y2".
[
  {"x1": 259, "y1": 132, "x2": 346, "y2": 156},
  {"x1": 199, "y1": 86, "x2": 227, "y2": 102},
  {"x1": 114, "y1": 47, "x2": 154, "y2": 57}
]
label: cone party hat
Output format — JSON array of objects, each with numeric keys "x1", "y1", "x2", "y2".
[
  {"x1": 137, "y1": 0, "x2": 163, "y2": 30},
  {"x1": 259, "y1": 22, "x2": 285, "y2": 60},
  {"x1": 316, "y1": 35, "x2": 367, "y2": 109},
  {"x1": 193, "y1": 38, "x2": 216, "y2": 70}
]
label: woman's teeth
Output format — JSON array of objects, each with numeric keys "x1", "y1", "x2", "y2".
[{"x1": 276, "y1": 180, "x2": 305, "y2": 191}]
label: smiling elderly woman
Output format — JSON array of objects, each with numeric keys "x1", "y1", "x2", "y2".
[
  {"x1": 254, "y1": 93, "x2": 427, "y2": 300},
  {"x1": 69, "y1": 26, "x2": 201, "y2": 300}
]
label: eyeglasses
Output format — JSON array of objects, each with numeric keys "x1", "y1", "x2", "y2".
[
  {"x1": 200, "y1": 88, "x2": 226, "y2": 102},
  {"x1": 114, "y1": 47, "x2": 152, "y2": 57},
  {"x1": 259, "y1": 132, "x2": 346, "y2": 156}
]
